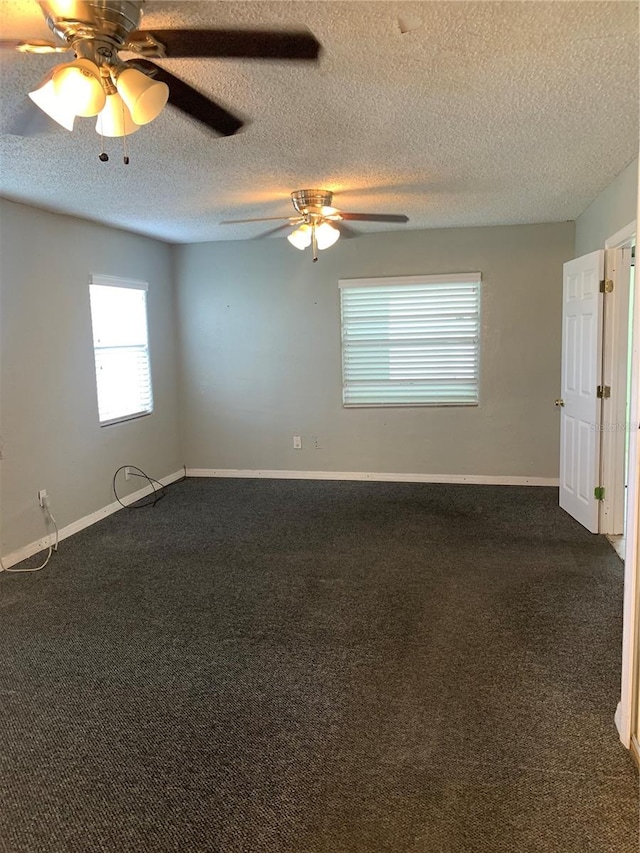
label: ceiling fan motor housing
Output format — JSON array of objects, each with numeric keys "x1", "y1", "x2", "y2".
[
  {"x1": 291, "y1": 189, "x2": 334, "y2": 217},
  {"x1": 38, "y1": 0, "x2": 143, "y2": 46}
]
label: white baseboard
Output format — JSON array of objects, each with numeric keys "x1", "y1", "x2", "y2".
[
  {"x1": 1, "y1": 469, "x2": 184, "y2": 571},
  {"x1": 187, "y1": 468, "x2": 559, "y2": 487}
]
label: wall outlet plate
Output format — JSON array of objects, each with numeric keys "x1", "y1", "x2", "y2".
[{"x1": 293, "y1": 435, "x2": 302, "y2": 449}]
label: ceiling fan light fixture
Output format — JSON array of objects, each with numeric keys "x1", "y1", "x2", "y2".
[
  {"x1": 115, "y1": 67, "x2": 169, "y2": 125},
  {"x1": 52, "y1": 58, "x2": 106, "y2": 117},
  {"x1": 287, "y1": 223, "x2": 313, "y2": 250},
  {"x1": 316, "y1": 220, "x2": 340, "y2": 250},
  {"x1": 96, "y1": 92, "x2": 141, "y2": 137},
  {"x1": 224, "y1": 189, "x2": 408, "y2": 261},
  {"x1": 28, "y1": 75, "x2": 76, "y2": 131}
]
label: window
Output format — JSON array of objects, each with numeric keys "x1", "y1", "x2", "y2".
[
  {"x1": 339, "y1": 273, "x2": 481, "y2": 407},
  {"x1": 89, "y1": 275, "x2": 153, "y2": 426}
]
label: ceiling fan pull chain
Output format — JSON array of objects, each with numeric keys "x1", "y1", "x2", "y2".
[
  {"x1": 98, "y1": 126, "x2": 108, "y2": 162},
  {"x1": 122, "y1": 103, "x2": 130, "y2": 164}
]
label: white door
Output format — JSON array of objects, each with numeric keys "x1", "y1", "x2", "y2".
[{"x1": 559, "y1": 250, "x2": 604, "y2": 532}]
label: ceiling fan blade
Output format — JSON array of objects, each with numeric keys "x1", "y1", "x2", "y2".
[
  {"x1": 128, "y1": 29, "x2": 321, "y2": 60},
  {"x1": 253, "y1": 223, "x2": 293, "y2": 239},
  {"x1": 220, "y1": 216, "x2": 301, "y2": 224},
  {"x1": 131, "y1": 60, "x2": 243, "y2": 136},
  {"x1": 339, "y1": 213, "x2": 410, "y2": 223},
  {"x1": 0, "y1": 38, "x2": 68, "y2": 54}
]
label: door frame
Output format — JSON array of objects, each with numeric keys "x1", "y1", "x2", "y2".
[
  {"x1": 611, "y1": 219, "x2": 638, "y2": 749},
  {"x1": 601, "y1": 224, "x2": 636, "y2": 534}
]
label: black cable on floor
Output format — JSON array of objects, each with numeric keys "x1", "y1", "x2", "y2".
[{"x1": 112, "y1": 465, "x2": 186, "y2": 509}]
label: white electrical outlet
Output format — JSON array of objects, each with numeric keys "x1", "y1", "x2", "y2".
[
  {"x1": 38, "y1": 489, "x2": 47, "y2": 507},
  {"x1": 293, "y1": 435, "x2": 302, "y2": 449},
  {"x1": 125, "y1": 467, "x2": 132, "y2": 481}
]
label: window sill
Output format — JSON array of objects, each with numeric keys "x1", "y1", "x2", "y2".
[
  {"x1": 342, "y1": 402, "x2": 479, "y2": 409},
  {"x1": 99, "y1": 409, "x2": 153, "y2": 428}
]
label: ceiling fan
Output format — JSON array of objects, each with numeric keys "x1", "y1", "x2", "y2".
[
  {"x1": 222, "y1": 189, "x2": 410, "y2": 262},
  {"x1": 2, "y1": 0, "x2": 321, "y2": 139}
]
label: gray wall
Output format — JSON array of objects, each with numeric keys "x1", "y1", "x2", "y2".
[
  {"x1": 575, "y1": 158, "x2": 638, "y2": 255},
  {"x1": 176, "y1": 222, "x2": 575, "y2": 479},
  {"x1": 0, "y1": 200, "x2": 182, "y2": 556}
]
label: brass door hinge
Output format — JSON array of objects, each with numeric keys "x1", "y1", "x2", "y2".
[
  {"x1": 600, "y1": 279, "x2": 614, "y2": 293},
  {"x1": 597, "y1": 385, "x2": 611, "y2": 399}
]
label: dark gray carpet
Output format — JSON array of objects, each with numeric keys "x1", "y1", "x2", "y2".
[{"x1": 0, "y1": 479, "x2": 637, "y2": 852}]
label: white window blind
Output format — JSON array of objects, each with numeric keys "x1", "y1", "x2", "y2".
[
  {"x1": 89, "y1": 275, "x2": 153, "y2": 426},
  {"x1": 339, "y1": 273, "x2": 481, "y2": 407}
]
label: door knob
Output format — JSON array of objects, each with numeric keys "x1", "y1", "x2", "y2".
[{"x1": 555, "y1": 399, "x2": 565, "y2": 407}]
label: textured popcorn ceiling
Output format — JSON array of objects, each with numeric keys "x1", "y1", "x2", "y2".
[{"x1": 0, "y1": 0, "x2": 638, "y2": 243}]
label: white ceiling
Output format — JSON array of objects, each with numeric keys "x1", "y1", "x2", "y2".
[{"x1": 0, "y1": 0, "x2": 638, "y2": 244}]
